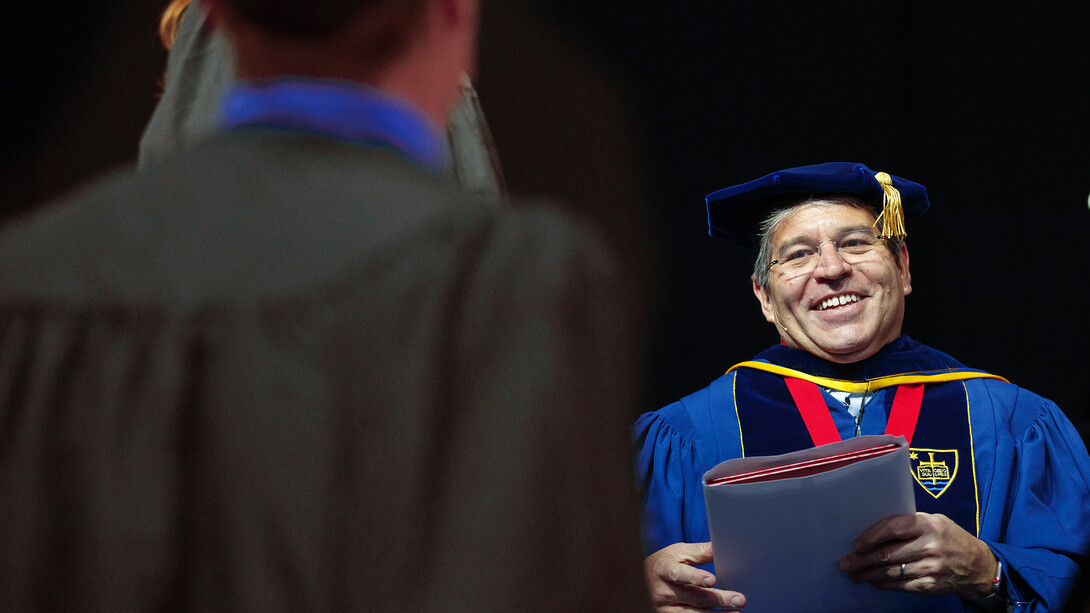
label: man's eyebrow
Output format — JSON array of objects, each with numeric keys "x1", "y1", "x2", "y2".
[
  {"x1": 836, "y1": 224, "x2": 879, "y2": 237},
  {"x1": 776, "y1": 235, "x2": 811, "y2": 254},
  {"x1": 775, "y1": 225, "x2": 876, "y2": 254}
]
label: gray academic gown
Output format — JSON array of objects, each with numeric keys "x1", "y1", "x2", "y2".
[
  {"x1": 0, "y1": 117, "x2": 647, "y2": 612},
  {"x1": 0, "y1": 11, "x2": 647, "y2": 610}
]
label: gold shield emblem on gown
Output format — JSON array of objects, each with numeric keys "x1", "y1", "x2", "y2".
[{"x1": 909, "y1": 449, "x2": 958, "y2": 499}]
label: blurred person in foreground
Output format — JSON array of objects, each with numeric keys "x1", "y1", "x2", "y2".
[
  {"x1": 0, "y1": 0, "x2": 648, "y2": 610},
  {"x1": 635, "y1": 162, "x2": 1090, "y2": 612}
]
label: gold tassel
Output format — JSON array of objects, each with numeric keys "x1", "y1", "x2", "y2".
[
  {"x1": 158, "y1": 0, "x2": 192, "y2": 51},
  {"x1": 872, "y1": 171, "x2": 907, "y2": 240}
]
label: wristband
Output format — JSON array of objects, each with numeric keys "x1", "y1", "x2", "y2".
[{"x1": 973, "y1": 559, "x2": 1004, "y2": 609}]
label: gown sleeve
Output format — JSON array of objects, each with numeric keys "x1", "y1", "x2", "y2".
[
  {"x1": 633, "y1": 399, "x2": 713, "y2": 556},
  {"x1": 978, "y1": 385, "x2": 1090, "y2": 612}
]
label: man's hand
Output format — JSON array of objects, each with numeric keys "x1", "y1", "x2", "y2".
[
  {"x1": 644, "y1": 542, "x2": 746, "y2": 612},
  {"x1": 838, "y1": 513, "x2": 999, "y2": 601}
]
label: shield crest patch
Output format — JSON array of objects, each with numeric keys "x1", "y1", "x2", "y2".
[{"x1": 909, "y1": 448, "x2": 958, "y2": 499}]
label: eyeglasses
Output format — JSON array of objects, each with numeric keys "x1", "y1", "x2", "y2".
[{"x1": 768, "y1": 231, "x2": 888, "y2": 278}]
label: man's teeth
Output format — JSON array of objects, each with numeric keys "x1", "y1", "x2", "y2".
[{"x1": 818, "y1": 294, "x2": 860, "y2": 311}]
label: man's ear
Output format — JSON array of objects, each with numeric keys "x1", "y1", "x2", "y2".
[
  {"x1": 753, "y1": 278, "x2": 777, "y2": 324},
  {"x1": 899, "y1": 242, "x2": 912, "y2": 296}
]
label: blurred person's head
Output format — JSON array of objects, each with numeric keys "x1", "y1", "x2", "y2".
[{"x1": 205, "y1": 0, "x2": 479, "y2": 124}]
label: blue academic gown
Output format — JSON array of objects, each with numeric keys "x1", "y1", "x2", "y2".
[{"x1": 634, "y1": 336, "x2": 1090, "y2": 612}]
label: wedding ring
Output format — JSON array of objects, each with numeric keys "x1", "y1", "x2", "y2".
[{"x1": 900, "y1": 562, "x2": 906, "y2": 580}]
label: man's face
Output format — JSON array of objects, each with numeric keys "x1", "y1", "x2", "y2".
[{"x1": 752, "y1": 202, "x2": 912, "y2": 363}]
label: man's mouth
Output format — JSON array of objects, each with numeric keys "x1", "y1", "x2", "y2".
[{"x1": 815, "y1": 293, "x2": 861, "y2": 311}]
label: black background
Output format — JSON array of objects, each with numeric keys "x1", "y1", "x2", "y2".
[{"x1": 7, "y1": 2, "x2": 1089, "y2": 440}]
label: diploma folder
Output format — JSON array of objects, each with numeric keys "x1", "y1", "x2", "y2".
[{"x1": 702, "y1": 435, "x2": 925, "y2": 613}]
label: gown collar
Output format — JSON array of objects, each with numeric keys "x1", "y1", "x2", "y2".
[
  {"x1": 218, "y1": 78, "x2": 449, "y2": 171},
  {"x1": 755, "y1": 336, "x2": 967, "y2": 381}
]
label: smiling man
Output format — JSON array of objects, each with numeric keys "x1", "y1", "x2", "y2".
[{"x1": 635, "y1": 162, "x2": 1090, "y2": 612}]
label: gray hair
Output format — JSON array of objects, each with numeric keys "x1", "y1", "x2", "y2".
[{"x1": 751, "y1": 197, "x2": 904, "y2": 287}]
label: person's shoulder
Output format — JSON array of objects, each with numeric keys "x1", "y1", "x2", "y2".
[
  {"x1": 953, "y1": 364, "x2": 1073, "y2": 442},
  {"x1": 188, "y1": 131, "x2": 608, "y2": 259},
  {"x1": 636, "y1": 372, "x2": 739, "y2": 437},
  {"x1": 0, "y1": 136, "x2": 613, "y2": 311},
  {"x1": 0, "y1": 162, "x2": 143, "y2": 298},
  {"x1": 474, "y1": 196, "x2": 616, "y2": 265},
  {"x1": 668, "y1": 370, "x2": 739, "y2": 412},
  {"x1": 969, "y1": 375, "x2": 1059, "y2": 415}
]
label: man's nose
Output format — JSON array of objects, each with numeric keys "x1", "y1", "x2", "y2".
[{"x1": 813, "y1": 241, "x2": 850, "y2": 279}]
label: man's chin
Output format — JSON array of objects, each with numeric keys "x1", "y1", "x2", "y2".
[
  {"x1": 780, "y1": 321, "x2": 895, "y2": 363},
  {"x1": 804, "y1": 337, "x2": 885, "y2": 364}
]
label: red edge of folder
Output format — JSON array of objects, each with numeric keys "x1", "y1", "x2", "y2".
[{"x1": 706, "y1": 442, "x2": 901, "y2": 486}]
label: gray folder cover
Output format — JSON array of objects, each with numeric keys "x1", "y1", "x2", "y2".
[{"x1": 702, "y1": 434, "x2": 925, "y2": 613}]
